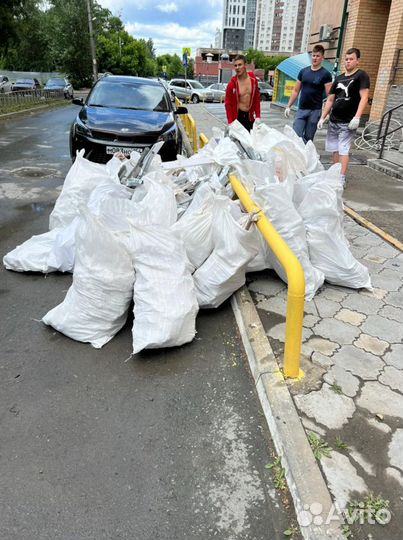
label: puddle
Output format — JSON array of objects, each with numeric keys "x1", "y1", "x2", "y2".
[
  {"x1": 11, "y1": 166, "x2": 59, "y2": 178},
  {"x1": 18, "y1": 201, "x2": 54, "y2": 214}
]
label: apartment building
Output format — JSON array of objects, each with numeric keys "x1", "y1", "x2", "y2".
[
  {"x1": 254, "y1": 0, "x2": 313, "y2": 53},
  {"x1": 221, "y1": 0, "x2": 248, "y2": 50}
]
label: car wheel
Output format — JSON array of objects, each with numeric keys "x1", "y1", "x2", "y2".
[{"x1": 191, "y1": 94, "x2": 199, "y2": 104}]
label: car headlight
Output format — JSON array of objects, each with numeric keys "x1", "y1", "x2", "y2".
[
  {"x1": 75, "y1": 120, "x2": 92, "y2": 137},
  {"x1": 158, "y1": 124, "x2": 177, "y2": 142}
]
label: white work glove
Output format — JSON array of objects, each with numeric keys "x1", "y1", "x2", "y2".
[
  {"x1": 254, "y1": 117, "x2": 262, "y2": 125},
  {"x1": 348, "y1": 117, "x2": 360, "y2": 130},
  {"x1": 317, "y1": 118, "x2": 325, "y2": 130},
  {"x1": 284, "y1": 107, "x2": 291, "y2": 118}
]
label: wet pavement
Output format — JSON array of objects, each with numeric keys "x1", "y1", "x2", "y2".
[{"x1": 0, "y1": 107, "x2": 299, "y2": 538}]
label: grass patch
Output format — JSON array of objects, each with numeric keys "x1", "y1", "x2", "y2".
[
  {"x1": 330, "y1": 382, "x2": 343, "y2": 394},
  {"x1": 283, "y1": 524, "x2": 300, "y2": 537},
  {"x1": 342, "y1": 493, "x2": 390, "y2": 538},
  {"x1": 335, "y1": 436, "x2": 349, "y2": 451},
  {"x1": 265, "y1": 456, "x2": 287, "y2": 491},
  {"x1": 307, "y1": 431, "x2": 332, "y2": 460}
]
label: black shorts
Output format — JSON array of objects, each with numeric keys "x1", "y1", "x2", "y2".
[{"x1": 237, "y1": 110, "x2": 254, "y2": 132}]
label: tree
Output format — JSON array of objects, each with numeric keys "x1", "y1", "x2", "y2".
[{"x1": 245, "y1": 48, "x2": 287, "y2": 79}]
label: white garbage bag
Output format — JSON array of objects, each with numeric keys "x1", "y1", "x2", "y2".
[
  {"x1": 172, "y1": 197, "x2": 216, "y2": 271},
  {"x1": 193, "y1": 197, "x2": 260, "y2": 308},
  {"x1": 3, "y1": 229, "x2": 60, "y2": 273},
  {"x1": 49, "y1": 150, "x2": 119, "y2": 230},
  {"x1": 283, "y1": 125, "x2": 323, "y2": 174},
  {"x1": 130, "y1": 172, "x2": 177, "y2": 227},
  {"x1": 297, "y1": 183, "x2": 372, "y2": 289},
  {"x1": 212, "y1": 137, "x2": 242, "y2": 167},
  {"x1": 47, "y1": 217, "x2": 79, "y2": 272},
  {"x1": 42, "y1": 208, "x2": 135, "y2": 348},
  {"x1": 234, "y1": 159, "x2": 277, "y2": 194},
  {"x1": 129, "y1": 224, "x2": 198, "y2": 353},
  {"x1": 251, "y1": 123, "x2": 307, "y2": 179},
  {"x1": 293, "y1": 164, "x2": 343, "y2": 209},
  {"x1": 228, "y1": 119, "x2": 254, "y2": 148},
  {"x1": 254, "y1": 183, "x2": 325, "y2": 300}
]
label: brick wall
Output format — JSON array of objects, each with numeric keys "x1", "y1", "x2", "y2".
[
  {"x1": 370, "y1": 0, "x2": 403, "y2": 121},
  {"x1": 385, "y1": 85, "x2": 403, "y2": 123},
  {"x1": 342, "y1": 0, "x2": 391, "y2": 118}
]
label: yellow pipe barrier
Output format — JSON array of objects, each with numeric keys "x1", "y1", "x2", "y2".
[
  {"x1": 229, "y1": 174, "x2": 305, "y2": 379},
  {"x1": 175, "y1": 96, "x2": 198, "y2": 153},
  {"x1": 199, "y1": 133, "x2": 209, "y2": 149},
  {"x1": 187, "y1": 114, "x2": 198, "y2": 153}
]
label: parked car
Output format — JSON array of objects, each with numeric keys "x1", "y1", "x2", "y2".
[
  {"x1": 70, "y1": 75, "x2": 187, "y2": 164},
  {"x1": 206, "y1": 83, "x2": 227, "y2": 102},
  {"x1": 0, "y1": 75, "x2": 12, "y2": 94},
  {"x1": 168, "y1": 79, "x2": 214, "y2": 104},
  {"x1": 44, "y1": 77, "x2": 74, "y2": 99},
  {"x1": 12, "y1": 78, "x2": 41, "y2": 92},
  {"x1": 258, "y1": 81, "x2": 273, "y2": 101}
]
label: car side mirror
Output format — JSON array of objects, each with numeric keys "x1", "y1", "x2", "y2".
[
  {"x1": 175, "y1": 106, "x2": 188, "y2": 115},
  {"x1": 72, "y1": 97, "x2": 84, "y2": 106}
]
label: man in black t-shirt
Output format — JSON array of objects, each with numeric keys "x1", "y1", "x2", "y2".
[
  {"x1": 285, "y1": 44, "x2": 332, "y2": 143},
  {"x1": 318, "y1": 48, "x2": 370, "y2": 185}
]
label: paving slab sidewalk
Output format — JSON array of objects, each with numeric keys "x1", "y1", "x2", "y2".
[{"x1": 188, "y1": 102, "x2": 403, "y2": 540}]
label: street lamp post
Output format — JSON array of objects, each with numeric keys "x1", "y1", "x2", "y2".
[{"x1": 86, "y1": 0, "x2": 98, "y2": 83}]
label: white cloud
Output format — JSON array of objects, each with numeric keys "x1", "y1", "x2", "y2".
[
  {"x1": 157, "y1": 2, "x2": 178, "y2": 12},
  {"x1": 126, "y1": 18, "x2": 222, "y2": 55}
]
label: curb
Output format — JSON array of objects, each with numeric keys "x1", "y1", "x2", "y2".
[
  {"x1": 0, "y1": 100, "x2": 70, "y2": 120},
  {"x1": 231, "y1": 288, "x2": 344, "y2": 540},
  {"x1": 344, "y1": 205, "x2": 403, "y2": 252},
  {"x1": 367, "y1": 157, "x2": 403, "y2": 180}
]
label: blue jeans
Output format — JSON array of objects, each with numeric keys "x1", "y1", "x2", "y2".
[{"x1": 293, "y1": 108, "x2": 322, "y2": 143}]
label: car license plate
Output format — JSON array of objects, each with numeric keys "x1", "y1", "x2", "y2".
[{"x1": 106, "y1": 146, "x2": 143, "y2": 156}]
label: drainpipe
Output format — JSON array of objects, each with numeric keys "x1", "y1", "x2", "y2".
[{"x1": 333, "y1": 0, "x2": 349, "y2": 77}]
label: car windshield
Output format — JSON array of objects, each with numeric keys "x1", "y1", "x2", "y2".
[
  {"x1": 188, "y1": 81, "x2": 204, "y2": 89},
  {"x1": 259, "y1": 82, "x2": 272, "y2": 89},
  {"x1": 88, "y1": 81, "x2": 170, "y2": 112},
  {"x1": 15, "y1": 79, "x2": 33, "y2": 84},
  {"x1": 46, "y1": 79, "x2": 64, "y2": 86}
]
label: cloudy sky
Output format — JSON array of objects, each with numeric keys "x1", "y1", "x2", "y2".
[{"x1": 97, "y1": 0, "x2": 223, "y2": 57}]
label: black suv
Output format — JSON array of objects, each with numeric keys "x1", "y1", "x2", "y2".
[{"x1": 70, "y1": 75, "x2": 187, "y2": 163}]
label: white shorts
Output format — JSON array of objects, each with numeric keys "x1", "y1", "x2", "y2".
[{"x1": 325, "y1": 121, "x2": 354, "y2": 156}]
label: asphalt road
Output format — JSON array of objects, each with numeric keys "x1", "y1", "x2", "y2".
[{"x1": 0, "y1": 107, "x2": 298, "y2": 539}]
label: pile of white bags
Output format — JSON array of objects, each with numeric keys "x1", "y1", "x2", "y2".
[
  {"x1": 129, "y1": 224, "x2": 198, "y2": 353},
  {"x1": 193, "y1": 197, "x2": 260, "y2": 308},
  {"x1": 3, "y1": 120, "x2": 372, "y2": 354},
  {"x1": 43, "y1": 208, "x2": 135, "y2": 348},
  {"x1": 294, "y1": 165, "x2": 371, "y2": 289}
]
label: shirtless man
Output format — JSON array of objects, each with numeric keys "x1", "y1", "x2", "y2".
[{"x1": 225, "y1": 55, "x2": 261, "y2": 131}]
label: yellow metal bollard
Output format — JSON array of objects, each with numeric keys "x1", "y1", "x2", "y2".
[
  {"x1": 229, "y1": 174, "x2": 305, "y2": 379},
  {"x1": 187, "y1": 114, "x2": 198, "y2": 153},
  {"x1": 199, "y1": 133, "x2": 209, "y2": 149}
]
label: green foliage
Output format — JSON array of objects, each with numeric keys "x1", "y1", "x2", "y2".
[
  {"x1": 283, "y1": 525, "x2": 300, "y2": 538},
  {"x1": 245, "y1": 48, "x2": 288, "y2": 77},
  {"x1": 307, "y1": 432, "x2": 332, "y2": 460},
  {"x1": 335, "y1": 436, "x2": 349, "y2": 451},
  {"x1": 330, "y1": 383, "x2": 343, "y2": 394},
  {"x1": 0, "y1": 1, "x2": 194, "y2": 85},
  {"x1": 265, "y1": 457, "x2": 287, "y2": 491}
]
